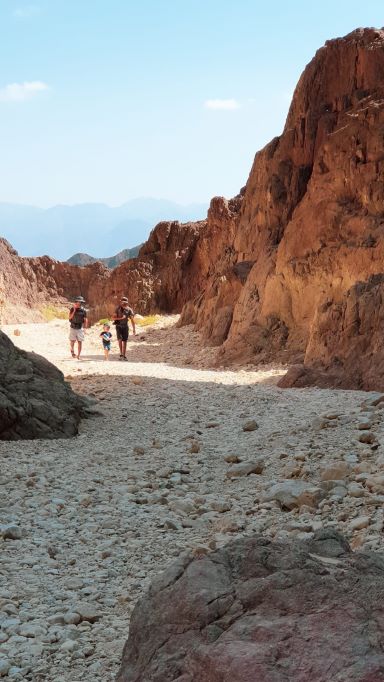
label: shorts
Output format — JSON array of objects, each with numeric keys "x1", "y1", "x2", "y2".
[
  {"x1": 69, "y1": 328, "x2": 85, "y2": 342},
  {"x1": 102, "y1": 342, "x2": 111, "y2": 351},
  {"x1": 116, "y1": 325, "x2": 129, "y2": 342}
]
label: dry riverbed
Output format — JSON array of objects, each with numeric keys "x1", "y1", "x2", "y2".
[{"x1": 1, "y1": 317, "x2": 384, "y2": 681}]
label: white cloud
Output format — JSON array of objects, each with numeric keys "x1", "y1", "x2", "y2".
[
  {"x1": 0, "y1": 81, "x2": 49, "y2": 102},
  {"x1": 13, "y1": 5, "x2": 40, "y2": 19},
  {"x1": 204, "y1": 99, "x2": 240, "y2": 111}
]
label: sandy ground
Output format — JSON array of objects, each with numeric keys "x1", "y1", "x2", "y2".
[{"x1": 1, "y1": 317, "x2": 382, "y2": 681}]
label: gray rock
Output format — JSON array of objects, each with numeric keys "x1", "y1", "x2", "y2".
[
  {"x1": 0, "y1": 660, "x2": 10, "y2": 677},
  {"x1": 350, "y1": 516, "x2": 370, "y2": 531},
  {"x1": 115, "y1": 532, "x2": 384, "y2": 682},
  {"x1": 1, "y1": 524, "x2": 22, "y2": 540},
  {"x1": 263, "y1": 480, "x2": 323, "y2": 510},
  {"x1": 0, "y1": 331, "x2": 87, "y2": 440},
  {"x1": 73, "y1": 603, "x2": 103, "y2": 623},
  {"x1": 242, "y1": 420, "x2": 258, "y2": 432},
  {"x1": 226, "y1": 459, "x2": 264, "y2": 478}
]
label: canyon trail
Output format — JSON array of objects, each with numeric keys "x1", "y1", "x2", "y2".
[{"x1": 1, "y1": 317, "x2": 383, "y2": 681}]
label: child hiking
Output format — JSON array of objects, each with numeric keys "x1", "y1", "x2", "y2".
[{"x1": 100, "y1": 324, "x2": 112, "y2": 360}]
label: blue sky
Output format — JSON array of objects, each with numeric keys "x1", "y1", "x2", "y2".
[{"x1": 0, "y1": 0, "x2": 383, "y2": 207}]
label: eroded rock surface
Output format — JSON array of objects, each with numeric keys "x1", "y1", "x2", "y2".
[
  {"x1": 0, "y1": 331, "x2": 85, "y2": 439},
  {"x1": 181, "y1": 28, "x2": 384, "y2": 389},
  {"x1": 117, "y1": 530, "x2": 384, "y2": 682}
]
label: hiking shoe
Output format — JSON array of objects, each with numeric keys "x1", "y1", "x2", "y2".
[{"x1": 122, "y1": 356, "x2": 128, "y2": 361}]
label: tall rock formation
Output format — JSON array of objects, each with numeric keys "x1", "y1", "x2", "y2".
[{"x1": 181, "y1": 28, "x2": 384, "y2": 389}]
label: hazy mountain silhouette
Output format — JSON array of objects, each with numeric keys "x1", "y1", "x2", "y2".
[
  {"x1": 0, "y1": 198, "x2": 208, "y2": 260},
  {"x1": 67, "y1": 245, "x2": 142, "y2": 268}
]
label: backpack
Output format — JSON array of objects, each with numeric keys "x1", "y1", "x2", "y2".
[{"x1": 70, "y1": 307, "x2": 86, "y2": 329}]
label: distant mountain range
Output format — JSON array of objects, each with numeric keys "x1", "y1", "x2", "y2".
[
  {"x1": 67, "y1": 244, "x2": 142, "y2": 268},
  {"x1": 0, "y1": 198, "x2": 208, "y2": 260}
]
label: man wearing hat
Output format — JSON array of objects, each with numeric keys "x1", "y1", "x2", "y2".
[
  {"x1": 69, "y1": 296, "x2": 88, "y2": 359},
  {"x1": 113, "y1": 296, "x2": 136, "y2": 360}
]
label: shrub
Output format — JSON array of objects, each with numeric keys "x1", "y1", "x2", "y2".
[
  {"x1": 137, "y1": 314, "x2": 160, "y2": 327},
  {"x1": 41, "y1": 305, "x2": 68, "y2": 321}
]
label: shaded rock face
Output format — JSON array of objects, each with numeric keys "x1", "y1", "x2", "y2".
[
  {"x1": 0, "y1": 331, "x2": 86, "y2": 439},
  {"x1": 116, "y1": 530, "x2": 384, "y2": 682}
]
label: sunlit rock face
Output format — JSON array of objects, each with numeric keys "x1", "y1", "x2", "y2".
[{"x1": 181, "y1": 28, "x2": 384, "y2": 389}]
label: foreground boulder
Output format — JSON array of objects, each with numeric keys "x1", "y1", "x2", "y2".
[
  {"x1": 0, "y1": 331, "x2": 86, "y2": 439},
  {"x1": 117, "y1": 530, "x2": 384, "y2": 681}
]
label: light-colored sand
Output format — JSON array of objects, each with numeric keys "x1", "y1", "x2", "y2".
[
  {"x1": 1, "y1": 317, "x2": 382, "y2": 681},
  {"x1": 2, "y1": 316, "x2": 286, "y2": 384}
]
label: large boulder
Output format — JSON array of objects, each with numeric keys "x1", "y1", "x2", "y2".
[
  {"x1": 116, "y1": 530, "x2": 384, "y2": 681},
  {"x1": 0, "y1": 330, "x2": 86, "y2": 439}
]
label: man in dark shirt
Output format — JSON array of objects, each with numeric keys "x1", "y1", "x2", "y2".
[
  {"x1": 69, "y1": 296, "x2": 88, "y2": 359},
  {"x1": 113, "y1": 296, "x2": 136, "y2": 360}
]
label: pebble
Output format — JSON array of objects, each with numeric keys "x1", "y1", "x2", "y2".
[
  {"x1": 226, "y1": 459, "x2": 264, "y2": 478},
  {"x1": 242, "y1": 420, "x2": 258, "y2": 432},
  {"x1": 0, "y1": 660, "x2": 11, "y2": 677},
  {"x1": 350, "y1": 516, "x2": 370, "y2": 531},
  {"x1": 1, "y1": 525, "x2": 22, "y2": 540}
]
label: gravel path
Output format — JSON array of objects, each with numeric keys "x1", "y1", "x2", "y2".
[{"x1": 1, "y1": 317, "x2": 382, "y2": 680}]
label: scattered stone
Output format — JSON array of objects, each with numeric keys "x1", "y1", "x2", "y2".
[
  {"x1": 226, "y1": 459, "x2": 264, "y2": 478},
  {"x1": 320, "y1": 462, "x2": 350, "y2": 481},
  {"x1": 0, "y1": 660, "x2": 11, "y2": 677},
  {"x1": 210, "y1": 500, "x2": 232, "y2": 513},
  {"x1": 350, "y1": 516, "x2": 370, "y2": 531},
  {"x1": 224, "y1": 454, "x2": 241, "y2": 464},
  {"x1": 263, "y1": 481, "x2": 323, "y2": 510},
  {"x1": 358, "y1": 432, "x2": 377, "y2": 444},
  {"x1": 358, "y1": 418, "x2": 373, "y2": 430},
  {"x1": 63, "y1": 612, "x2": 81, "y2": 625},
  {"x1": 73, "y1": 604, "x2": 103, "y2": 623},
  {"x1": 242, "y1": 420, "x2": 258, "y2": 432},
  {"x1": 1, "y1": 524, "x2": 22, "y2": 540},
  {"x1": 188, "y1": 440, "x2": 200, "y2": 454}
]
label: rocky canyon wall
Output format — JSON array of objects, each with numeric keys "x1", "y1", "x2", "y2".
[
  {"x1": 3, "y1": 28, "x2": 384, "y2": 389},
  {"x1": 181, "y1": 27, "x2": 384, "y2": 390}
]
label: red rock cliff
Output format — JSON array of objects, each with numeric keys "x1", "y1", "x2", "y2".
[{"x1": 182, "y1": 27, "x2": 384, "y2": 390}]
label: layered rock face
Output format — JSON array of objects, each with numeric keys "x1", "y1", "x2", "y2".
[
  {"x1": 182, "y1": 28, "x2": 384, "y2": 388},
  {"x1": 117, "y1": 530, "x2": 384, "y2": 682},
  {"x1": 0, "y1": 331, "x2": 87, "y2": 439}
]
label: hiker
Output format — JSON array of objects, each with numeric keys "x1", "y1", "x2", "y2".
[
  {"x1": 100, "y1": 323, "x2": 112, "y2": 360},
  {"x1": 113, "y1": 296, "x2": 136, "y2": 360},
  {"x1": 68, "y1": 296, "x2": 88, "y2": 359}
]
